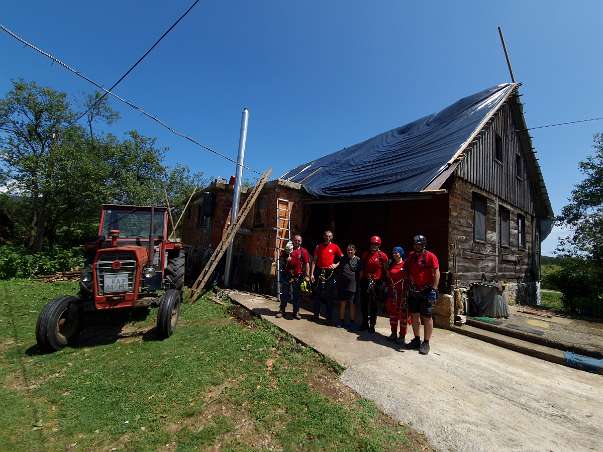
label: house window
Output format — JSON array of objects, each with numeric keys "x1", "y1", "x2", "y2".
[
  {"x1": 494, "y1": 133, "x2": 503, "y2": 163},
  {"x1": 473, "y1": 193, "x2": 487, "y2": 242},
  {"x1": 499, "y1": 206, "x2": 510, "y2": 247},
  {"x1": 517, "y1": 214, "x2": 526, "y2": 248},
  {"x1": 515, "y1": 154, "x2": 523, "y2": 179}
]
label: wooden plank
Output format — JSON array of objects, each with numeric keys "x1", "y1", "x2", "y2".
[{"x1": 190, "y1": 169, "x2": 272, "y2": 302}]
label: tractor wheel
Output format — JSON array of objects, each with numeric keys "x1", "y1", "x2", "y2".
[
  {"x1": 165, "y1": 251, "x2": 185, "y2": 290},
  {"x1": 156, "y1": 289, "x2": 182, "y2": 339},
  {"x1": 35, "y1": 295, "x2": 81, "y2": 352}
]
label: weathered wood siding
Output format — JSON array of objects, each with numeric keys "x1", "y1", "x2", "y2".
[
  {"x1": 455, "y1": 102, "x2": 535, "y2": 215},
  {"x1": 449, "y1": 178, "x2": 535, "y2": 282},
  {"x1": 449, "y1": 101, "x2": 539, "y2": 289}
]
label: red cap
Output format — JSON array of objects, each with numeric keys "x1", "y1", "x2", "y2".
[{"x1": 370, "y1": 235, "x2": 382, "y2": 246}]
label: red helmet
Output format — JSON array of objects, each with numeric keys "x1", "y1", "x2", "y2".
[{"x1": 370, "y1": 235, "x2": 382, "y2": 246}]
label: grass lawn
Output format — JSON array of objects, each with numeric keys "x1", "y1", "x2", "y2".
[
  {"x1": 0, "y1": 280, "x2": 429, "y2": 451},
  {"x1": 540, "y1": 289, "x2": 563, "y2": 312}
]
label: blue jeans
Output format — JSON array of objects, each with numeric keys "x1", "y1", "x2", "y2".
[{"x1": 280, "y1": 275, "x2": 302, "y2": 313}]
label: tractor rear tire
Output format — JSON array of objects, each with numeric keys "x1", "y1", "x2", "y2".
[
  {"x1": 165, "y1": 251, "x2": 185, "y2": 290},
  {"x1": 156, "y1": 289, "x2": 182, "y2": 339},
  {"x1": 35, "y1": 295, "x2": 81, "y2": 352}
]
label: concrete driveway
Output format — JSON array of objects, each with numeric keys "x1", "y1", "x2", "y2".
[{"x1": 224, "y1": 290, "x2": 603, "y2": 452}]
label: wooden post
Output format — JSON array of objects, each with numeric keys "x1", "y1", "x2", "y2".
[
  {"x1": 189, "y1": 168, "x2": 271, "y2": 302},
  {"x1": 498, "y1": 26, "x2": 516, "y2": 83}
]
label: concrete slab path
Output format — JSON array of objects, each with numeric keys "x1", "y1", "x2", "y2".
[{"x1": 224, "y1": 290, "x2": 603, "y2": 452}]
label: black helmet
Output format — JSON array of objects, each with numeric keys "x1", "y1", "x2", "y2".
[{"x1": 413, "y1": 234, "x2": 426, "y2": 245}]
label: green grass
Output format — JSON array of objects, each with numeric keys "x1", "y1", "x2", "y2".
[
  {"x1": 0, "y1": 280, "x2": 425, "y2": 451},
  {"x1": 540, "y1": 289, "x2": 563, "y2": 312}
]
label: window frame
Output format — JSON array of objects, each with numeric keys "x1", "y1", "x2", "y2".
[
  {"x1": 517, "y1": 214, "x2": 526, "y2": 249},
  {"x1": 499, "y1": 205, "x2": 510, "y2": 248},
  {"x1": 473, "y1": 192, "x2": 488, "y2": 243},
  {"x1": 494, "y1": 133, "x2": 503, "y2": 164},
  {"x1": 515, "y1": 153, "x2": 523, "y2": 180}
]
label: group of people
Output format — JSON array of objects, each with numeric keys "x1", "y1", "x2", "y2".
[{"x1": 277, "y1": 230, "x2": 440, "y2": 355}]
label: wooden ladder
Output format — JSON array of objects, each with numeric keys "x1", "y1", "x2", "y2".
[
  {"x1": 275, "y1": 198, "x2": 292, "y2": 301},
  {"x1": 190, "y1": 169, "x2": 272, "y2": 302}
]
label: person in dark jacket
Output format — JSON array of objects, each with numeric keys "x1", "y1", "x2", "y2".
[{"x1": 336, "y1": 244, "x2": 362, "y2": 329}]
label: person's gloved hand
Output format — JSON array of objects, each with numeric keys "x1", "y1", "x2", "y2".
[{"x1": 422, "y1": 286, "x2": 438, "y2": 301}]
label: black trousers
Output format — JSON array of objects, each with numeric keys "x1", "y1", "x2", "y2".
[{"x1": 360, "y1": 279, "x2": 384, "y2": 327}]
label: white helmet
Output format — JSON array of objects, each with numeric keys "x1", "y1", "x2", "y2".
[{"x1": 284, "y1": 240, "x2": 294, "y2": 254}]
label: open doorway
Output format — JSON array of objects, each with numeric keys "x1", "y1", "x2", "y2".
[{"x1": 300, "y1": 195, "x2": 449, "y2": 272}]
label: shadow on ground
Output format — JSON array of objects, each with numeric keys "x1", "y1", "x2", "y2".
[{"x1": 25, "y1": 307, "x2": 159, "y2": 356}]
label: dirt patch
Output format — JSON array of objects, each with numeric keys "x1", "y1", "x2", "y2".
[
  {"x1": 165, "y1": 385, "x2": 277, "y2": 450},
  {"x1": 306, "y1": 364, "x2": 433, "y2": 451}
]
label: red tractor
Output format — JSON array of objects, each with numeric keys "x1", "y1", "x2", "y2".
[{"x1": 36, "y1": 204, "x2": 186, "y2": 352}]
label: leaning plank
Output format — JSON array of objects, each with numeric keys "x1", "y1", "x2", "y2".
[{"x1": 189, "y1": 169, "x2": 272, "y2": 302}]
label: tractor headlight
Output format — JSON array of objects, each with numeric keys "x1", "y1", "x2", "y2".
[
  {"x1": 143, "y1": 265, "x2": 156, "y2": 279},
  {"x1": 80, "y1": 266, "x2": 93, "y2": 290}
]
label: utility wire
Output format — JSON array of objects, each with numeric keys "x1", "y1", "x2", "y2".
[
  {"x1": 74, "y1": 0, "x2": 200, "y2": 123},
  {"x1": 0, "y1": 23, "x2": 260, "y2": 174},
  {"x1": 518, "y1": 116, "x2": 603, "y2": 132}
]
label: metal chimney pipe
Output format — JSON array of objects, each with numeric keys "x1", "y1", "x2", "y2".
[{"x1": 223, "y1": 107, "x2": 249, "y2": 287}]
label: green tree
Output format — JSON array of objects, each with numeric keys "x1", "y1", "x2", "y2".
[
  {"x1": 553, "y1": 134, "x2": 603, "y2": 316},
  {"x1": 0, "y1": 80, "x2": 204, "y2": 250}
]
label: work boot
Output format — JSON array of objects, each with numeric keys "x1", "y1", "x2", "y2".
[
  {"x1": 275, "y1": 310, "x2": 284, "y2": 318},
  {"x1": 419, "y1": 340, "x2": 430, "y2": 355},
  {"x1": 293, "y1": 312, "x2": 301, "y2": 320},
  {"x1": 406, "y1": 336, "x2": 421, "y2": 350},
  {"x1": 387, "y1": 331, "x2": 398, "y2": 342}
]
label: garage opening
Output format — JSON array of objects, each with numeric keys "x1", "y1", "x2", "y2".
[{"x1": 299, "y1": 193, "x2": 450, "y2": 274}]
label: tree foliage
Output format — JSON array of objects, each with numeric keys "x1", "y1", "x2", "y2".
[
  {"x1": 0, "y1": 80, "x2": 204, "y2": 251},
  {"x1": 552, "y1": 134, "x2": 603, "y2": 316},
  {"x1": 556, "y1": 134, "x2": 603, "y2": 260}
]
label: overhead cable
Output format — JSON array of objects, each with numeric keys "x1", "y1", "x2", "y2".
[
  {"x1": 74, "y1": 0, "x2": 200, "y2": 123},
  {"x1": 518, "y1": 116, "x2": 603, "y2": 132},
  {"x1": 0, "y1": 23, "x2": 260, "y2": 174}
]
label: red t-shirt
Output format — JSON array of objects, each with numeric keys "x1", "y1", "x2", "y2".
[
  {"x1": 405, "y1": 250, "x2": 439, "y2": 289},
  {"x1": 283, "y1": 247, "x2": 310, "y2": 276},
  {"x1": 313, "y1": 242, "x2": 343, "y2": 269},
  {"x1": 362, "y1": 250, "x2": 388, "y2": 280}
]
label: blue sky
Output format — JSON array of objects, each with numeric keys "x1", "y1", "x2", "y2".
[{"x1": 2, "y1": 1, "x2": 602, "y2": 254}]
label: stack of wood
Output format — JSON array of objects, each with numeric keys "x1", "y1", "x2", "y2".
[{"x1": 35, "y1": 270, "x2": 81, "y2": 283}]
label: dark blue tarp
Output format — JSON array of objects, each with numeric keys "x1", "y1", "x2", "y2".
[{"x1": 282, "y1": 84, "x2": 515, "y2": 198}]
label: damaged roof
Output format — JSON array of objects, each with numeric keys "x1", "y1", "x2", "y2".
[{"x1": 282, "y1": 83, "x2": 517, "y2": 197}]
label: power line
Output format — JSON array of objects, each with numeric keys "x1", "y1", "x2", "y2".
[
  {"x1": 75, "y1": 0, "x2": 200, "y2": 123},
  {"x1": 519, "y1": 116, "x2": 603, "y2": 132},
  {"x1": 0, "y1": 23, "x2": 260, "y2": 174}
]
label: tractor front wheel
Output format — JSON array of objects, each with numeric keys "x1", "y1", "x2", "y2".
[
  {"x1": 165, "y1": 251, "x2": 185, "y2": 290},
  {"x1": 35, "y1": 295, "x2": 81, "y2": 352},
  {"x1": 156, "y1": 289, "x2": 182, "y2": 339}
]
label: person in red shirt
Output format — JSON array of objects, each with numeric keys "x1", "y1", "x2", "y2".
[
  {"x1": 310, "y1": 230, "x2": 343, "y2": 324},
  {"x1": 359, "y1": 235, "x2": 388, "y2": 333},
  {"x1": 405, "y1": 234, "x2": 440, "y2": 355},
  {"x1": 385, "y1": 246, "x2": 411, "y2": 344},
  {"x1": 277, "y1": 234, "x2": 310, "y2": 319}
]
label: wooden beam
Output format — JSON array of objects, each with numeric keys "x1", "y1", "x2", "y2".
[{"x1": 189, "y1": 168, "x2": 272, "y2": 302}]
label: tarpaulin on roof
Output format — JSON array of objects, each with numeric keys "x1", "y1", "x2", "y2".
[{"x1": 282, "y1": 83, "x2": 515, "y2": 198}]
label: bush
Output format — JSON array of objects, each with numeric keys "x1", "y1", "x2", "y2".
[
  {"x1": 0, "y1": 245, "x2": 83, "y2": 279},
  {"x1": 548, "y1": 258, "x2": 603, "y2": 317},
  {"x1": 541, "y1": 263, "x2": 562, "y2": 290}
]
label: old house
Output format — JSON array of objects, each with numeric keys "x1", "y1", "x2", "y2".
[{"x1": 182, "y1": 83, "x2": 553, "y2": 306}]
